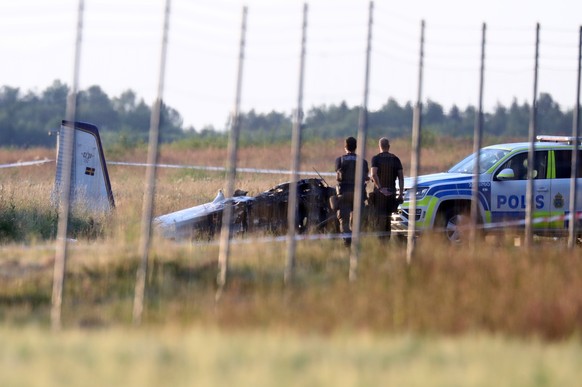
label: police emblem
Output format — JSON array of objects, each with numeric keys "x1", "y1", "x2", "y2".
[{"x1": 553, "y1": 192, "x2": 564, "y2": 209}]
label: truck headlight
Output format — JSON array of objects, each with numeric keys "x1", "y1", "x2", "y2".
[{"x1": 404, "y1": 187, "x2": 429, "y2": 201}]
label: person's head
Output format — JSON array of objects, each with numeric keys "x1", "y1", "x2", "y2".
[
  {"x1": 344, "y1": 136, "x2": 357, "y2": 152},
  {"x1": 379, "y1": 137, "x2": 390, "y2": 152}
]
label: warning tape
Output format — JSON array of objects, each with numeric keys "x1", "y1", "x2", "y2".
[
  {"x1": 180, "y1": 231, "x2": 393, "y2": 247},
  {"x1": 481, "y1": 211, "x2": 582, "y2": 230},
  {"x1": 0, "y1": 158, "x2": 335, "y2": 176},
  {"x1": 391, "y1": 210, "x2": 582, "y2": 235},
  {"x1": 108, "y1": 161, "x2": 336, "y2": 176},
  {"x1": 0, "y1": 159, "x2": 53, "y2": 168}
]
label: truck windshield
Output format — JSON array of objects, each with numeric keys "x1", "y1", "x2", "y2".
[{"x1": 447, "y1": 148, "x2": 509, "y2": 174}]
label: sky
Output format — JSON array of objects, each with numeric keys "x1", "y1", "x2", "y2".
[{"x1": 1, "y1": 0, "x2": 581, "y2": 131}]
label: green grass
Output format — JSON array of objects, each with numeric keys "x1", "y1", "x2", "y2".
[{"x1": 1, "y1": 327, "x2": 581, "y2": 387}]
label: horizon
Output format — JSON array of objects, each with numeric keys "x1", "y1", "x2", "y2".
[{"x1": 6, "y1": 79, "x2": 576, "y2": 133}]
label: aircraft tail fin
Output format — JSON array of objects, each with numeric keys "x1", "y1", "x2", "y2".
[
  {"x1": 54, "y1": 120, "x2": 115, "y2": 212},
  {"x1": 212, "y1": 189, "x2": 225, "y2": 203}
]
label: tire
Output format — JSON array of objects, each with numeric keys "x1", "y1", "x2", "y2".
[{"x1": 436, "y1": 207, "x2": 470, "y2": 244}]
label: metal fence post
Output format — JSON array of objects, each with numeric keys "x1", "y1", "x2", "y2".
[
  {"x1": 470, "y1": 23, "x2": 486, "y2": 247},
  {"x1": 217, "y1": 6, "x2": 248, "y2": 299},
  {"x1": 349, "y1": 0, "x2": 374, "y2": 282},
  {"x1": 406, "y1": 20, "x2": 425, "y2": 265},
  {"x1": 132, "y1": 0, "x2": 172, "y2": 325},
  {"x1": 525, "y1": 23, "x2": 540, "y2": 249},
  {"x1": 568, "y1": 26, "x2": 582, "y2": 249},
  {"x1": 285, "y1": 3, "x2": 309, "y2": 285},
  {"x1": 51, "y1": 0, "x2": 84, "y2": 331}
]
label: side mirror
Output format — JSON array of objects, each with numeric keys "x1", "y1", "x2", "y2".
[{"x1": 496, "y1": 168, "x2": 515, "y2": 181}]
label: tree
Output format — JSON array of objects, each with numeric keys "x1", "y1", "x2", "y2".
[
  {"x1": 506, "y1": 99, "x2": 529, "y2": 137},
  {"x1": 112, "y1": 90, "x2": 137, "y2": 114},
  {"x1": 0, "y1": 86, "x2": 20, "y2": 145},
  {"x1": 303, "y1": 101, "x2": 359, "y2": 139},
  {"x1": 0, "y1": 80, "x2": 577, "y2": 148},
  {"x1": 424, "y1": 100, "x2": 445, "y2": 127},
  {"x1": 368, "y1": 98, "x2": 413, "y2": 138},
  {"x1": 537, "y1": 93, "x2": 569, "y2": 135},
  {"x1": 487, "y1": 104, "x2": 508, "y2": 136},
  {"x1": 77, "y1": 85, "x2": 119, "y2": 130},
  {"x1": 446, "y1": 105, "x2": 463, "y2": 136}
]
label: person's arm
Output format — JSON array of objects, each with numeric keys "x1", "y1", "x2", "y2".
[
  {"x1": 372, "y1": 166, "x2": 391, "y2": 196},
  {"x1": 397, "y1": 168, "x2": 404, "y2": 201},
  {"x1": 335, "y1": 157, "x2": 342, "y2": 182},
  {"x1": 371, "y1": 166, "x2": 380, "y2": 189}
]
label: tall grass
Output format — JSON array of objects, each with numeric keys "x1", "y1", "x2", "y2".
[
  {"x1": 1, "y1": 234, "x2": 581, "y2": 340},
  {"x1": 1, "y1": 142, "x2": 582, "y2": 341}
]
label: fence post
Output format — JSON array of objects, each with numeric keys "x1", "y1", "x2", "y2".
[
  {"x1": 525, "y1": 23, "x2": 540, "y2": 249},
  {"x1": 470, "y1": 23, "x2": 486, "y2": 247},
  {"x1": 568, "y1": 26, "x2": 582, "y2": 249},
  {"x1": 285, "y1": 3, "x2": 309, "y2": 285},
  {"x1": 217, "y1": 6, "x2": 248, "y2": 299},
  {"x1": 51, "y1": 0, "x2": 85, "y2": 331},
  {"x1": 132, "y1": 0, "x2": 172, "y2": 325},
  {"x1": 349, "y1": 0, "x2": 374, "y2": 282},
  {"x1": 406, "y1": 20, "x2": 425, "y2": 265}
]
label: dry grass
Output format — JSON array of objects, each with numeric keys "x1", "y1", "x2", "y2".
[
  {"x1": 1, "y1": 140, "x2": 582, "y2": 342},
  {"x1": 3, "y1": 140, "x2": 582, "y2": 386}
]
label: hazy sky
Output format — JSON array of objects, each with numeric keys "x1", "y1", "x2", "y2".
[{"x1": 1, "y1": 0, "x2": 581, "y2": 131}]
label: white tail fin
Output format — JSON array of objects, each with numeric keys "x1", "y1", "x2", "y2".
[
  {"x1": 54, "y1": 120, "x2": 115, "y2": 212},
  {"x1": 212, "y1": 189, "x2": 225, "y2": 203}
]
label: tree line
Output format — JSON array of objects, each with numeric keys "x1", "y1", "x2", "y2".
[
  {"x1": 0, "y1": 80, "x2": 186, "y2": 148},
  {"x1": 0, "y1": 80, "x2": 577, "y2": 148}
]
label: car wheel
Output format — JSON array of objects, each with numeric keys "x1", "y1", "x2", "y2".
[{"x1": 436, "y1": 208, "x2": 470, "y2": 244}]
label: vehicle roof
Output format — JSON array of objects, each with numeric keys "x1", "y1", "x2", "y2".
[{"x1": 483, "y1": 141, "x2": 579, "y2": 152}]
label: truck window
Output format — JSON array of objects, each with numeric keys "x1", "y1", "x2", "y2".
[
  {"x1": 554, "y1": 149, "x2": 582, "y2": 178},
  {"x1": 448, "y1": 148, "x2": 509, "y2": 174},
  {"x1": 495, "y1": 151, "x2": 548, "y2": 180}
]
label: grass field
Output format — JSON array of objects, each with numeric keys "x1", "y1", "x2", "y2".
[
  {"x1": 1, "y1": 138, "x2": 582, "y2": 386},
  {"x1": 2, "y1": 327, "x2": 582, "y2": 387}
]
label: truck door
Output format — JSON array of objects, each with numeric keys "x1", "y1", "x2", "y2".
[
  {"x1": 550, "y1": 149, "x2": 582, "y2": 231},
  {"x1": 490, "y1": 151, "x2": 550, "y2": 230}
]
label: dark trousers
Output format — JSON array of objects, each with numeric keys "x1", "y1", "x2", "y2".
[
  {"x1": 336, "y1": 191, "x2": 367, "y2": 247},
  {"x1": 373, "y1": 190, "x2": 396, "y2": 241},
  {"x1": 337, "y1": 191, "x2": 354, "y2": 246}
]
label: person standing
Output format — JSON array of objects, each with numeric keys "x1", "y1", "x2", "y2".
[
  {"x1": 334, "y1": 136, "x2": 369, "y2": 247},
  {"x1": 370, "y1": 137, "x2": 404, "y2": 242}
]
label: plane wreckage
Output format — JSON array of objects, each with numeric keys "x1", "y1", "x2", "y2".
[
  {"x1": 155, "y1": 178, "x2": 337, "y2": 240},
  {"x1": 53, "y1": 120, "x2": 372, "y2": 241}
]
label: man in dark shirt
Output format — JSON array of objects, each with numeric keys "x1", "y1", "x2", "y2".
[
  {"x1": 334, "y1": 136, "x2": 369, "y2": 247},
  {"x1": 370, "y1": 137, "x2": 404, "y2": 242}
]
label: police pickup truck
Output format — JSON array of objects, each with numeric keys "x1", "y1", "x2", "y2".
[{"x1": 391, "y1": 135, "x2": 582, "y2": 242}]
